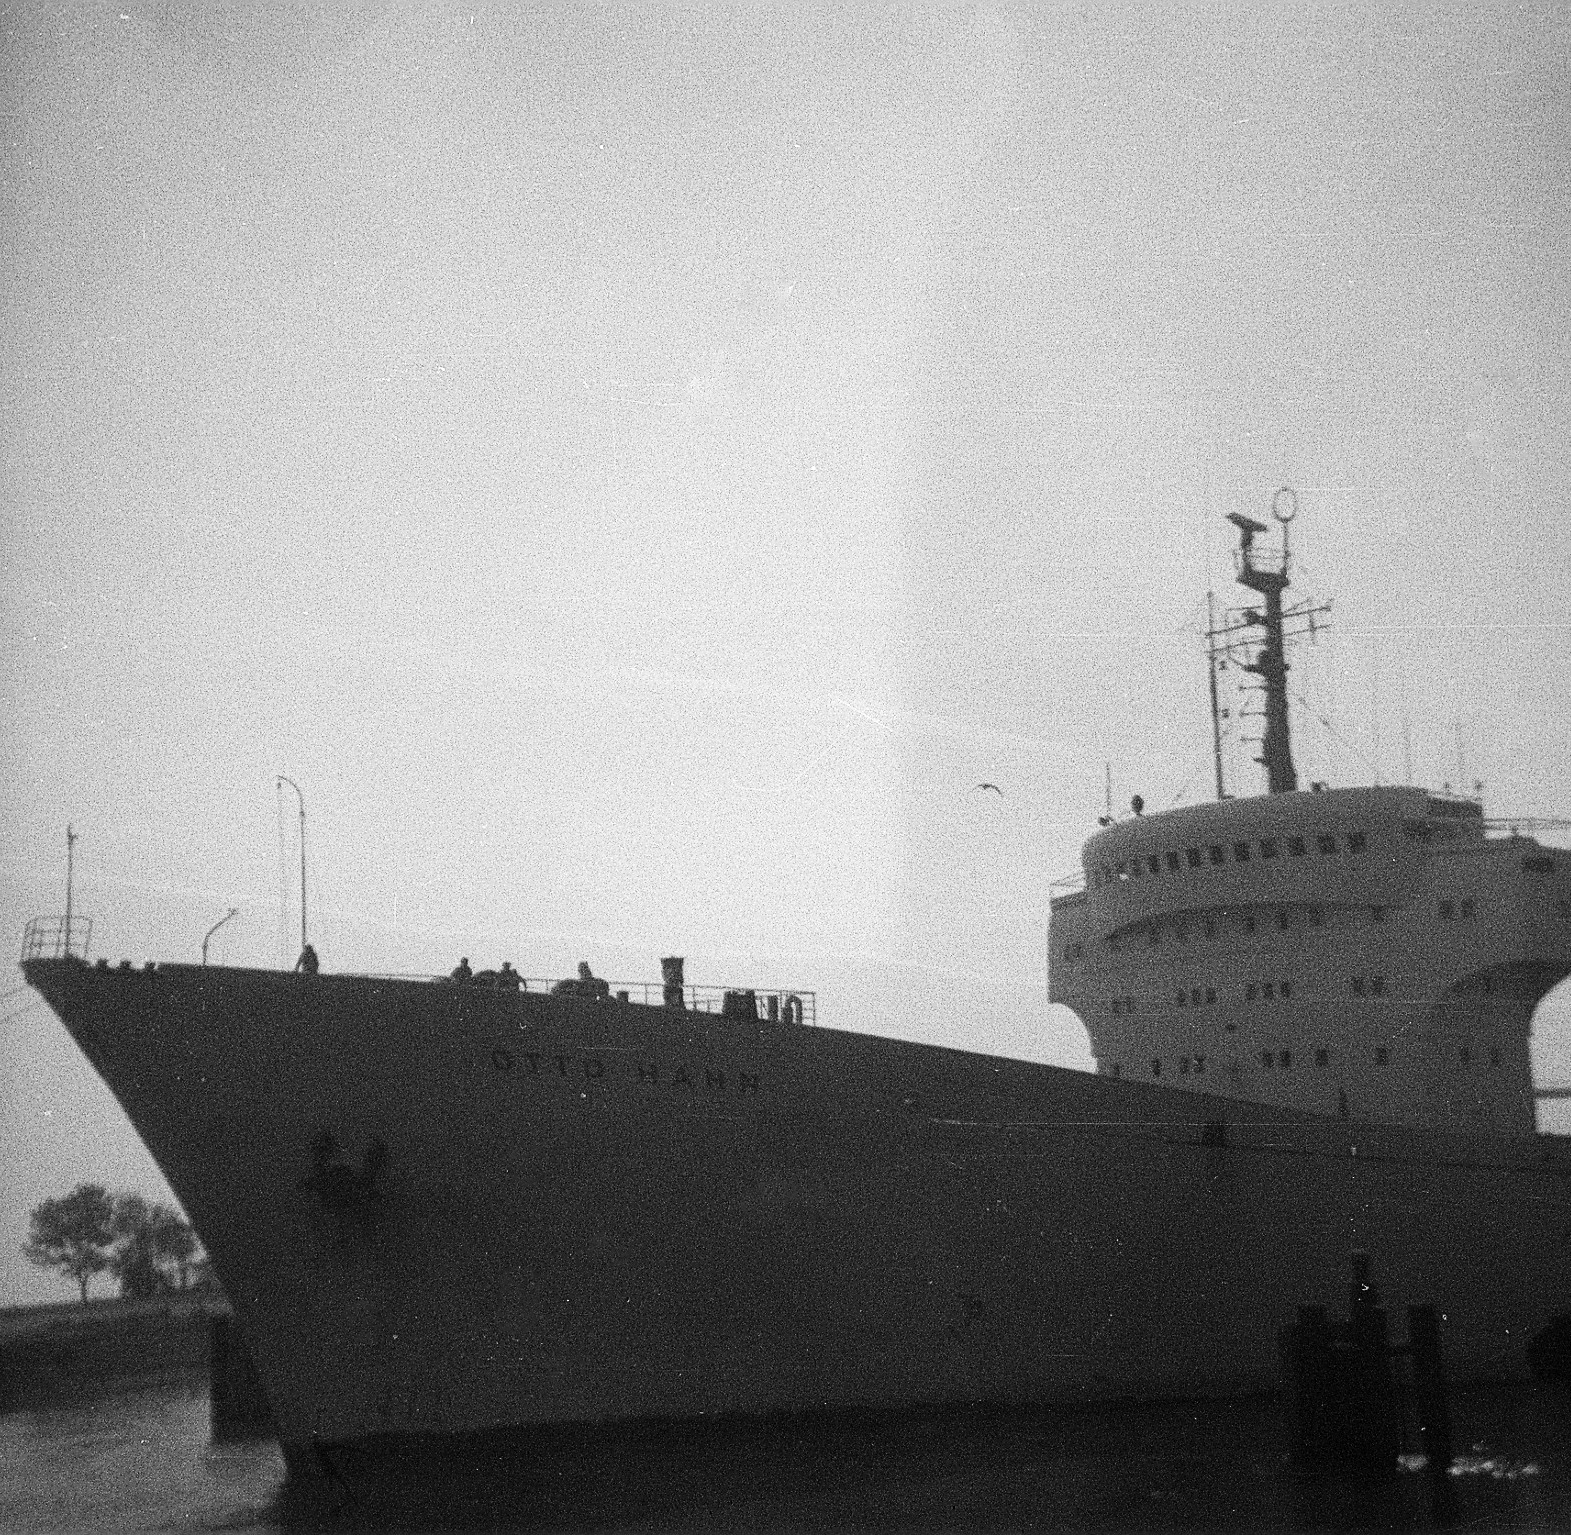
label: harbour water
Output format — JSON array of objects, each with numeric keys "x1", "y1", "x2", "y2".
[
  {"x1": 0, "y1": 1379, "x2": 283, "y2": 1532},
  {"x1": 3, "y1": 1375, "x2": 1570, "y2": 1531}
]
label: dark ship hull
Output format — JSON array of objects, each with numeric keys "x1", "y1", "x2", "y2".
[{"x1": 21, "y1": 956, "x2": 1571, "y2": 1478}]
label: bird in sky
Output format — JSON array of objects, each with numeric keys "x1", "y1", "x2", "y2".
[{"x1": 976, "y1": 783, "x2": 1003, "y2": 795}]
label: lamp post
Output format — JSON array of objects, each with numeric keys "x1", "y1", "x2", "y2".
[
  {"x1": 203, "y1": 907, "x2": 239, "y2": 966},
  {"x1": 277, "y1": 776, "x2": 306, "y2": 954}
]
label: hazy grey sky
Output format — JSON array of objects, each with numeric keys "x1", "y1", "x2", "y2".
[{"x1": 4, "y1": 3, "x2": 1570, "y2": 1302}]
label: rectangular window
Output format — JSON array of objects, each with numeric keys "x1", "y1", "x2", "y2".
[
  {"x1": 1246, "y1": 984, "x2": 1258, "y2": 1001},
  {"x1": 1112, "y1": 1062, "x2": 1122, "y2": 1078},
  {"x1": 1179, "y1": 1056, "x2": 1190, "y2": 1075},
  {"x1": 1209, "y1": 844, "x2": 1226, "y2": 865},
  {"x1": 1352, "y1": 976, "x2": 1365, "y2": 996},
  {"x1": 1149, "y1": 928, "x2": 1160, "y2": 947},
  {"x1": 1370, "y1": 907, "x2": 1385, "y2": 923},
  {"x1": 1147, "y1": 855, "x2": 1160, "y2": 875},
  {"x1": 1193, "y1": 1055, "x2": 1205, "y2": 1074},
  {"x1": 1489, "y1": 1048, "x2": 1500, "y2": 1068},
  {"x1": 1263, "y1": 982, "x2": 1275, "y2": 1000},
  {"x1": 1205, "y1": 920, "x2": 1217, "y2": 939},
  {"x1": 1260, "y1": 838, "x2": 1278, "y2": 859},
  {"x1": 1190, "y1": 987, "x2": 1202, "y2": 1006},
  {"x1": 1233, "y1": 841, "x2": 1251, "y2": 862},
  {"x1": 1439, "y1": 900, "x2": 1455, "y2": 919},
  {"x1": 1205, "y1": 987, "x2": 1216, "y2": 1004},
  {"x1": 1165, "y1": 851, "x2": 1180, "y2": 871},
  {"x1": 1260, "y1": 1051, "x2": 1274, "y2": 1069},
  {"x1": 1277, "y1": 911, "x2": 1290, "y2": 931},
  {"x1": 1279, "y1": 1050, "x2": 1292, "y2": 1069},
  {"x1": 1315, "y1": 1048, "x2": 1328, "y2": 1068},
  {"x1": 1281, "y1": 980, "x2": 1292, "y2": 999},
  {"x1": 1109, "y1": 934, "x2": 1120, "y2": 952},
  {"x1": 1459, "y1": 1047, "x2": 1471, "y2": 1067},
  {"x1": 1176, "y1": 990, "x2": 1186, "y2": 1007},
  {"x1": 1112, "y1": 998, "x2": 1122, "y2": 1015},
  {"x1": 1130, "y1": 859, "x2": 1142, "y2": 878},
  {"x1": 1243, "y1": 916, "x2": 1256, "y2": 934},
  {"x1": 1186, "y1": 847, "x2": 1202, "y2": 868},
  {"x1": 1288, "y1": 836, "x2": 1307, "y2": 856},
  {"x1": 1376, "y1": 1047, "x2": 1389, "y2": 1066},
  {"x1": 1371, "y1": 975, "x2": 1385, "y2": 996},
  {"x1": 1309, "y1": 906, "x2": 1324, "y2": 926},
  {"x1": 1347, "y1": 831, "x2": 1367, "y2": 853},
  {"x1": 1151, "y1": 1059, "x2": 1162, "y2": 1077},
  {"x1": 1460, "y1": 899, "x2": 1475, "y2": 918},
  {"x1": 1318, "y1": 834, "x2": 1337, "y2": 854}
]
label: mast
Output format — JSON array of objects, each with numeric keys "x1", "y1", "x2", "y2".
[
  {"x1": 1206, "y1": 589, "x2": 1226, "y2": 800},
  {"x1": 64, "y1": 824, "x2": 76, "y2": 957},
  {"x1": 1228, "y1": 488, "x2": 1298, "y2": 795}
]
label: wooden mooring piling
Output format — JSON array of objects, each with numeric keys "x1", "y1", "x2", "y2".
[
  {"x1": 1280, "y1": 1252, "x2": 1452, "y2": 1479},
  {"x1": 209, "y1": 1310, "x2": 275, "y2": 1441}
]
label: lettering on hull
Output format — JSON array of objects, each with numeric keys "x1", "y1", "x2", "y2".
[{"x1": 488, "y1": 1049, "x2": 760, "y2": 1097}]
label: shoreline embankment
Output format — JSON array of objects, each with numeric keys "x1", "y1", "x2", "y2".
[{"x1": 0, "y1": 1293, "x2": 227, "y2": 1410}]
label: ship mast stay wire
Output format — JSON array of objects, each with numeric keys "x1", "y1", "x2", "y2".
[{"x1": 1291, "y1": 687, "x2": 1383, "y2": 782}]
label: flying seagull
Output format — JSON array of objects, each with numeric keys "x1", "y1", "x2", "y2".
[{"x1": 976, "y1": 783, "x2": 1003, "y2": 795}]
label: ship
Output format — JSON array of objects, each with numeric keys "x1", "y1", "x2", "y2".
[{"x1": 19, "y1": 497, "x2": 1571, "y2": 1483}]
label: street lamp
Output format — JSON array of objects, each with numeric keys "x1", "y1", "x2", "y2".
[
  {"x1": 276, "y1": 776, "x2": 306, "y2": 955},
  {"x1": 202, "y1": 907, "x2": 239, "y2": 966}
]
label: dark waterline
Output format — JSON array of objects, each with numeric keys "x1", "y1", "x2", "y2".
[{"x1": 3, "y1": 1377, "x2": 1570, "y2": 1531}]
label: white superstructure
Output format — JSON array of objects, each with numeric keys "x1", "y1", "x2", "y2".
[{"x1": 1050, "y1": 504, "x2": 1569, "y2": 1134}]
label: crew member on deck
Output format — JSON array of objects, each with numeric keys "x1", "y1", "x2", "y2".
[
  {"x1": 294, "y1": 944, "x2": 319, "y2": 976},
  {"x1": 451, "y1": 956, "x2": 472, "y2": 985},
  {"x1": 498, "y1": 962, "x2": 522, "y2": 991}
]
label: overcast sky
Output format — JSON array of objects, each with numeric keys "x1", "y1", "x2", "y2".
[{"x1": 4, "y1": 3, "x2": 1570, "y2": 1303}]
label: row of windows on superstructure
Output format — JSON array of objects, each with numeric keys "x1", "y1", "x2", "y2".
[
  {"x1": 1106, "y1": 1044, "x2": 1503, "y2": 1078},
  {"x1": 1089, "y1": 904, "x2": 1372, "y2": 957},
  {"x1": 1090, "y1": 829, "x2": 1368, "y2": 888},
  {"x1": 1106, "y1": 975, "x2": 1384, "y2": 1012},
  {"x1": 1061, "y1": 895, "x2": 1491, "y2": 964}
]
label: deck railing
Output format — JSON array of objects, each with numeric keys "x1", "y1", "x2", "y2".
[
  {"x1": 21, "y1": 916, "x2": 93, "y2": 962},
  {"x1": 476, "y1": 978, "x2": 817, "y2": 1025},
  {"x1": 23, "y1": 935, "x2": 818, "y2": 1027}
]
